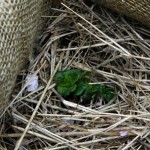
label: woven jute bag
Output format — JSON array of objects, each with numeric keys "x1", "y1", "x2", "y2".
[
  {"x1": 0, "y1": 0, "x2": 51, "y2": 115},
  {"x1": 92, "y1": 0, "x2": 150, "y2": 26}
]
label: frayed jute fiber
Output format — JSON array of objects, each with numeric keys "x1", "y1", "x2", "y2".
[
  {"x1": 92, "y1": 0, "x2": 150, "y2": 26},
  {"x1": 0, "y1": 0, "x2": 51, "y2": 115}
]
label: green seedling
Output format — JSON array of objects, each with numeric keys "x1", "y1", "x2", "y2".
[{"x1": 54, "y1": 69, "x2": 115, "y2": 102}]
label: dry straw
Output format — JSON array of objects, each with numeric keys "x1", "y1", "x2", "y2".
[{"x1": 1, "y1": 0, "x2": 150, "y2": 149}]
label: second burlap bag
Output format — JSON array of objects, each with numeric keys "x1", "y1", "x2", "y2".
[
  {"x1": 0, "y1": 0, "x2": 51, "y2": 115},
  {"x1": 92, "y1": 0, "x2": 150, "y2": 26}
]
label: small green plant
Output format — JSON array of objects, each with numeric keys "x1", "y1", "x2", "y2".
[{"x1": 54, "y1": 69, "x2": 115, "y2": 103}]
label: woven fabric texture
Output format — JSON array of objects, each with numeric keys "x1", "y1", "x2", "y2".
[
  {"x1": 0, "y1": 0, "x2": 51, "y2": 114},
  {"x1": 92, "y1": 0, "x2": 150, "y2": 26}
]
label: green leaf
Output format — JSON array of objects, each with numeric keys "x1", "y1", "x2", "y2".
[
  {"x1": 102, "y1": 87, "x2": 115, "y2": 101},
  {"x1": 99, "y1": 86, "x2": 115, "y2": 101},
  {"x1": 98, "y1": 84, "x2": 106, "y2": 94},
  {"x1": 82, "y1": 84, "x2": 115, "y2": 102},
  {"x1": 80, "y1": 71, "x2": 91, "y2": 80},
  {"x1": 64, "y1": 69, "x2": 81, "y2": 86},
  {"x1": 54, "y1": 69, "x2": 81, "y2": 86},
  {"x1": 82, "y1": 91, "x2": 92, "y2": 101},
  {"x1": 74, "y1": 80, "x2": 88, "y2": 96},
  {"x1": 54, "y1": 71, "x2": 65, "y2": 85},
  {"x1": 69, "y1": 84, "x2": 77, "y2": 93},
  {"x1": 81, "y1": 84, "x2": 101, "y2": 102},
  {"x1": 57, "y1": 84, "x2": 77, "y2": 97},
  {"x1": 103, "y1": 92, "x2": 115, "y2": 101},
  {"x1": 86, "y1": 84, "x2": 101, "y2": 95},
  {"x1": 57, "y1": 86, "x2": 70, "y2": 96}
]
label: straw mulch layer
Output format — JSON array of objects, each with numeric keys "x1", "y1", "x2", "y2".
[{"x1": 1, "y1": 0, "x2": 150, "y2": 149}]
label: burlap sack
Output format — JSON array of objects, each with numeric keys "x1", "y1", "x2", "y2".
[
  {"x1": 0, "y1": 0, "x2": 51, "y2": 114},
  {"x1": 92, "y1": 0, "x2": 150, "y2": 26}
]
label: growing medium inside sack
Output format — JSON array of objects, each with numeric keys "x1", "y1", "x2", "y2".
[{"x1": 1, "y1": 0, "x2": 150, "y2": 149}]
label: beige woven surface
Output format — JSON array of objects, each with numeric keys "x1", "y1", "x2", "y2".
[
  {"x1": 92, "y1": 0, "x2": 150, "y2": 26},
  {"x1": 0, "y1": 0, "x2": 51, "y2": 114}
]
